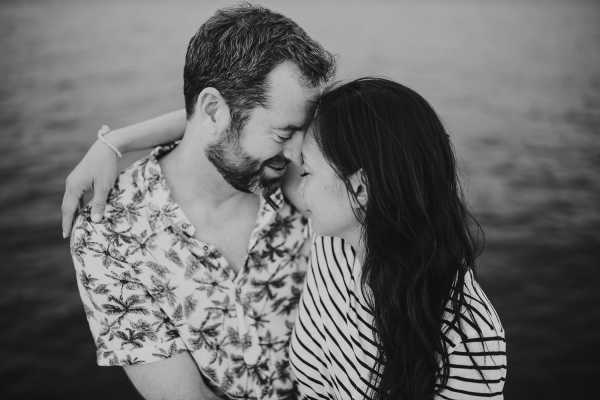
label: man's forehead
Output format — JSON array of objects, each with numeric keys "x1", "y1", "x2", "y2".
[
  {"x1": 269, "y1": 87, "x2": 320, "y2": 127},
  {"x1": 267, "y1": 63, "x2": 320, "y2": 101},
  {"x1": 269, "y1": 80, "x2": 319, "y2": 106}
]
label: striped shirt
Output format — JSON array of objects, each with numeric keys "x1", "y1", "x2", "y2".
[{"x1": 289, "y1": 236, "x2": 506, "y2": 400}]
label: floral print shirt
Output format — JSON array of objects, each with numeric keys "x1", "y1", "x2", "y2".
[{"x1": 70, "y1": 144, "x2": 311, "y2": 400}]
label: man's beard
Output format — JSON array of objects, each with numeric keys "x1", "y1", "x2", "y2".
[{"x1": 205, "y1": 127, "x2": 286, "y2": 196}]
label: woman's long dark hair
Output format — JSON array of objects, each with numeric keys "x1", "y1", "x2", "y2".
[{"x1": 312, "y1": 78, "x2": 484, "y2": 399}]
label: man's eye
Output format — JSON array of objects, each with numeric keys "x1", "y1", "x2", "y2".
[{"x1": 300, "y1": 171, "x2": 310, "y2": 177}]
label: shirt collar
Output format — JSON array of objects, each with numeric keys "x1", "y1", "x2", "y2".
[
  {"x1": 136, "y1": 144, "x2": 191, "y2": 235},
  {"x1": 264, "y1": 186, "x2": 285, "y2": 211},
  {"x1": 138, "y1": 143, "x2": 287, "y2": 234}
]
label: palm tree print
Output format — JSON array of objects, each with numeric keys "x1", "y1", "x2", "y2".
[
  {"x1": 204, "y1": 295, "x2": 236, "y2": 319},
  {"x1": 262, "y1": 214, "x2": 295, "y2": 241},
  {"x1": 115, "y1": 328, "x2": 146, "y2": 349},
  {"x1": 70, "y1": 145, "x2": 311, "y2": 400},
  {"x1": 125, "y1": 231, "x2": 158, "y2": 258},
  {"x1": 250, "y1": 270, "x2": 287, "y2": 302},
  {"x1": 189, "y1": 315, "x2": 221, "y2": 351},
  {"x1": 208, "y1": 334, "x2": 231, "y2": 366},
  {"x1": 102, "y1": 294, "x2": 147, "y2": 327},
  {"x1": 148, "y1": 275, "x2": 178, "y2": 306},
  {"x1": 258, "y1": 331, "x2": 288, "y2": 356},
  {"x1": 152, "y1": 341, "x2": 185, "y2": 360},
  {"x1": 248, "y1": 311, "x2": 270, "y2": 331},
  {"x1": 193, "y1": 276, "x2": 228, "y2": 298}
]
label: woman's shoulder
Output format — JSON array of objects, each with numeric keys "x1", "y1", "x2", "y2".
[
  {"x1": 309, "y1": 235, "x2": 373, "y2": 309},
  {"x1": 312, "y1": 236, "x2": 357, "y2": 279},
  {"x1": 437, "y1": 270, "x2": 507, "y2": 398},
  {"x1": 442, "y1": 269, "x2": 505, "y2": 349}
]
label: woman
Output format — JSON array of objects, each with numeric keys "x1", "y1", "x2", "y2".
[
  {"x1": 289, "y1": 78, "x2": 506, "y2": 399},
  {"x1": 62, "y1": 78, "x2": 506, "y2": 399}
]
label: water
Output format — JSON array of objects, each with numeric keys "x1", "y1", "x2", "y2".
[{"x1": 1, "y1": 0, "x2": 599, "y2": 398}]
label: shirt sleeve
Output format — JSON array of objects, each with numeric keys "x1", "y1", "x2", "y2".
[
  {"x1": 70, "y1": 211, "x2": 188, "y2": 366},
  {"x1": 434, "y1": 333, "x2": 507, "y2": 400}
]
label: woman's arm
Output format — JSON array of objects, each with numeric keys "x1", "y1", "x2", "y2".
[
  {"x1": 107, "y1": 109, "x2": 186, "y2": 153},
  {"x1": 434, "y1": 335, "x2": 507, "y2": 399},
  {"x1": 61, "y1": 109, "x2": 186, "y2": 238}
]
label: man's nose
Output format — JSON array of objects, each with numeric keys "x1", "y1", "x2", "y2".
[{"x1": 282, "y1": 131, "x2": 303, "y2": 166}]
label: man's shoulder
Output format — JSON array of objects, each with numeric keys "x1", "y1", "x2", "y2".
[
  {"x1": 109, "y1": 153, "x2": 154, "y2": 204},
  {"x1": 74, "y1": 153, "x2": 155, "y2": 236}
]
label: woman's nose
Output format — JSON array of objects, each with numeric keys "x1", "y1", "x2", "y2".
[{"x1": 282, "y1": 131, "x2": 303, "y2": 166}]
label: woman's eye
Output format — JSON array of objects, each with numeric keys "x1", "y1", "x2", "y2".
[
  {"x1": 275, "y1": 133, "x2": 292, "y2": 143},
  {"x1": 300, "y1": 171, "x2": 310, "y2": 177}
]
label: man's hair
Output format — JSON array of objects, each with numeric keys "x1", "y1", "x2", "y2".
[{"x1": 183, "y1": 4, "x2": 335, "y2": 130}]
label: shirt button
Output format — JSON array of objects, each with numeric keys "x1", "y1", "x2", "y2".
[
  {"x1": 203, "y1": 245, "x2": 209, "y2": 251},
  {"x1": 244, "y1": 342, "x2": 262, "y2": 365}
]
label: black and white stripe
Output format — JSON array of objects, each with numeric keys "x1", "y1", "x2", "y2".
[{"x1": 290, "y1": 236, "x2": 506, "y2": 400}]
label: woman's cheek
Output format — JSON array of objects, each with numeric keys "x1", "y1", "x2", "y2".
[
  {"x1": 306, "y1": 180, "x2": 337, "y2": 235},
  {"x1": 300, "y1": 178, "x2": 320, "y2": 222}
]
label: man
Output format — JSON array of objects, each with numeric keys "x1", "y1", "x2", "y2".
[{"x1": 68, "y1": 5, "x2": 334, "y2": 399}]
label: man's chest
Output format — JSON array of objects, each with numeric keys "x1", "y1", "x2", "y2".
[
  {"x1": 123, "y1": 202, "x2": 310, "y2": 311},
  {"x1": 188, "y1": 217, "x2": 256, "y2": 275},
  {"x1": 178, "y1": 199, "x2": 260, "y2": 274}
]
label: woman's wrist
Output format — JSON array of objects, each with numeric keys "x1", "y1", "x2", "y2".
[
  {"x1": 104, "y1": 128, "x2": 130, "y2": 154},
  {"x1": 97, "y1": 125, "x2": 123, "y2": 158},
  {"x1": 95, "y1": 109, "x2": 187, "y2": 156}
]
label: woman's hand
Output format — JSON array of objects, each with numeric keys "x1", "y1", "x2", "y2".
[
  {"x1": 61, "y1": 139, "x2": 119, "y2": 238},
  {"x1": 61, "y1": 109, "x2": 187, "y2": 238}
]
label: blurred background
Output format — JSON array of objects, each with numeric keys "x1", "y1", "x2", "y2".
[{"x1": 1, "y1": 0, "x2": 599, "y2": 398}]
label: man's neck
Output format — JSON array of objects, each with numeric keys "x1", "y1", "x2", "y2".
[{"x1": 159, "y1": 128, "x2": 252, "y2": 211}]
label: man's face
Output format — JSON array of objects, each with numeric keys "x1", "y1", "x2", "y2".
[{"x1": 206, "y1": 61, "x2": 320, "y2": 194}]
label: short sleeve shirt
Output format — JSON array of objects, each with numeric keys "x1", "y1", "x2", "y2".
[
  {"x1": 289, "y1": 236, "x2": 506, "y2": 400},
  {"x1": 70, "y1": 144, "x2": 311, "y2": 400}
]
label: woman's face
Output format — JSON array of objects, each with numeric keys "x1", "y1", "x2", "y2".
[{"x1": 299, "y1": 128, "x2": 360, "y2": 237}]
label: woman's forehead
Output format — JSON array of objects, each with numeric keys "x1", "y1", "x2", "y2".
[{"x1": 301, "y1": 130, "x2": 320, "y2": 162}]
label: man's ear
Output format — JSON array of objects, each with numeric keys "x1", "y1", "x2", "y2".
[
  {"x1": 194, "y1": 87, "x2": 231, "y2": 134},
  {"x1": 349, "y1": 169, "x2": 368, "y2": 208}
]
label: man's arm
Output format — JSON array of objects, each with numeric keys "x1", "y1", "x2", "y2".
[
  {"x1": 124, "y1": 353, "x2": 222, "y2": 400},
  {"x1": 62, "y1": 109, "x2": 186, "y2": 238},
  {"x1": 70, "y1": 209, "x2": 218, "y2": 400}
]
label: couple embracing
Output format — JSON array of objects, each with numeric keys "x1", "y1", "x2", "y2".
[{"x1": 64, "y1": 4, "x2": 506, "y2": 400}]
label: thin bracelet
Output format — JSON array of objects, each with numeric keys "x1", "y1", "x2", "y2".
[{"x1": 97, "y1": 124, "x2": 123, "y2": 158}]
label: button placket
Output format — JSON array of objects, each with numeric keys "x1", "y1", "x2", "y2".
[{"x1": 237, "y1": 305, "x2": 262, "y2": 366}]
